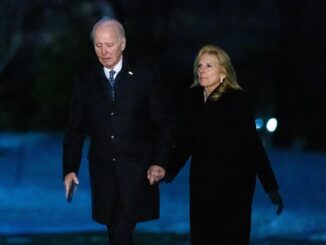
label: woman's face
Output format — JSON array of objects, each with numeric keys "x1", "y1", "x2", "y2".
[{"x1": 197, "y1": 53, "x2": 226, "y2": 90}]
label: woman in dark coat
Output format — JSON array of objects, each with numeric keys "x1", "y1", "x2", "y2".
[{"x1": 167, "y1": 45, "x2": 283, "y2": 245}]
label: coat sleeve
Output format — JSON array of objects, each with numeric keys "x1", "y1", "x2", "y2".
[
  {"x1": 165, "y1": 90, "x2": 192, "y2": 182},
  {"x1": 62, "y1": 78, "x2": 86, "y2": 178},
  {"x1": 147, "y1": 74, "x2": 175, "y2": 169},
  {"x1": 233, "y1": 91, "x2": 279, "y2": 193}
]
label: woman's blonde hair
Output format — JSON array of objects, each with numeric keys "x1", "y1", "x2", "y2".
[{"x1": 192, "y1": 45, "x2": 241, "y2": 100}]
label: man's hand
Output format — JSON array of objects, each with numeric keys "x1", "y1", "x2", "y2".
[
  {"x1": 64, "y1": 172, "x2": 79, "y2": 198},
  {"x1": 268, "y1": 190, "x2": 284, "y2": 215},
  {"x1": 147, "y1": 165, "x2": 166, "y2": 185}
]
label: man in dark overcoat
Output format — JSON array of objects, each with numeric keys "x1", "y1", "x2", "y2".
[{"x1": 62, "y1": 17, "x2": 172, "y2": 245}]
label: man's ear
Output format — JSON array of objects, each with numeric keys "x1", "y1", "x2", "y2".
[{"x1": 121, "y1": 38, "x2": 126, "y2": 51}]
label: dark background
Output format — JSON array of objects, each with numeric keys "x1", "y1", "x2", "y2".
[
  {"x1": 0, "y1": 2, "x2": 326, "y2": 244},
  {"x1": 0, "y1": 0, "x2": 325, "y2": 151}
]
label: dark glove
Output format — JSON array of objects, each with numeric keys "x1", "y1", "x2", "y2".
[{"x1": 268, "y1": 190, "x2": 284, "y2": 215}]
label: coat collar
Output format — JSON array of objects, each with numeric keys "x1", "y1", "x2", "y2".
[{"x1": 96, "y1": 58, "x2": 134, "y2": 106}]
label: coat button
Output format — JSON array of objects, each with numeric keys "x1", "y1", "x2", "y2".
[
  {"x1": 110, "y1": 112, "x2": 114, "y2": 116},
  {"x1": 112, "y1": 158, "x2": 116, "y2": 162},
  {"x1": 111, "y1": 135, "x2": 115, "y2": 140}
]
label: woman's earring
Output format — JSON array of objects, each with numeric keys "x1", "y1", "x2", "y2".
[{"x1": 220, "y1": 78, "x2": 224, "y2": 83}]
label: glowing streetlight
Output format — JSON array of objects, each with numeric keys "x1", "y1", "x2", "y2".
[
  {"x1": 266, "y1": 118, "x2": 278, "y2": 132},
  {"x1": 255, "y1": 118, "x2": 264, "y2": 130}
]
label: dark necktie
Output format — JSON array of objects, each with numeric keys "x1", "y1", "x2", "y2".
[
  {"x1": 108, "y1": 70, "x2": 116, "y2": 87},
  {"x1": 108, "y1": 70, "x2": 116, "y2": 100}
]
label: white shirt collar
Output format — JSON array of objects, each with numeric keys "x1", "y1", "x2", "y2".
[{"x1": 104, "y1": 57, "x2": 123, "y2": 79}]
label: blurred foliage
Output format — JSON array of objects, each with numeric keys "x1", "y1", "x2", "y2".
[
  {"x1": 0, "y1": 0, "x2": 325, "y2": 150},
  {"x1": 0, "y1": 0, "x2": 101, "y2": 130}
]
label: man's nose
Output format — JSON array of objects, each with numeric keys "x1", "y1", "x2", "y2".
[{"x1": 101, "y1": 47, "x2": 108, "y2": 55}]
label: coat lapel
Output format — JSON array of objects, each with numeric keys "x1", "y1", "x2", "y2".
[
  {"x1": 94, "y1": 65, "x2": 112, "y2": 107},
  {"x1": 193, "y1": 85, "x2": 205, "y2": 108},
  {"x1": 114, "y1": 59, "x2": 134, "y2": 103},
  {"x1": 95, "y1": 59, "x2": 133, "y2": 108}
]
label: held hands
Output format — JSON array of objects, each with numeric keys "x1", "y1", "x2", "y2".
[
  {"x1": 64, "y1": 172, "x2": 79, "y2": 199},
  {"x1": 147, "y1": 165, "x2": 166, "y2": 185},
  {"x1": 268, "y1": 190, "x2": 284, "y2": 215}
]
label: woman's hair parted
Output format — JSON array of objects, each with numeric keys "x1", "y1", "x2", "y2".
[{"x1": 192, "y1": 45, "x2": 242, "y2": 100}]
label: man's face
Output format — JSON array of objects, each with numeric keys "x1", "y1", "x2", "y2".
[{"x1": 93, "y1": 24, "x2": 126, "y2": 69}]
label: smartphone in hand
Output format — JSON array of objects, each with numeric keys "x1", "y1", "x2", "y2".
[{"x1": 67, "y1": 181, "x2": 78, "y2": 203}]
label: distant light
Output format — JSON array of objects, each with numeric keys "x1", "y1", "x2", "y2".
[
  {"x1": 255, "y1": 118, "x2": 264, "y2": 130},
  {"x1": 266, "y1": 118, "x2": 278, "y2": 132}
]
